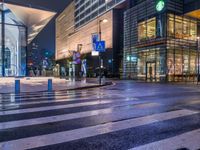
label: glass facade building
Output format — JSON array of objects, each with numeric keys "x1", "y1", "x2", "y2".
[
  {"x1": 123, "y1": 0, "x2": 200, "y2": 82},
  {"x1": 0, "y1": 2, "x2": 55, "y2": 77},
  {"x1": 74, "y1": 0, "x2": 126, "y2": 28},
  {"x1": 0, "y1": 3, "x2": 27, "y2": 76}
]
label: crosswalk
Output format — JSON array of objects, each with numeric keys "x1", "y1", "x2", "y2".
[
  {"x1": 0, "y1": 88, "x2": 200, "y2": 150},
  {"x1": 130, "y1": 129, "x2": 200, "y2": 150}
]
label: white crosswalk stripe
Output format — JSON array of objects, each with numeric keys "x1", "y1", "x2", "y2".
[
  {"x1": 0, "y1": 96, "x2": 105, "y2": 107},
  {"x1": 0, "y1": 102, "x2": 157, "y2": 130},
  {"x1": 130, "y1": 129, "x2": 200, "y2": 150},
  {"x1": 0, "y1": 109, "x2": 197, "y2": 150},
  {"x1": 0, "y1": 100, "x2": 111, "y2": 115},
  {"x1": 0, "y1": 89, "x2": 200, "y2": 150}
]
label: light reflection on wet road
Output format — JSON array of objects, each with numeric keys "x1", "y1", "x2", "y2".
[{"x1": 0, "y1": 81, "x2": 200, "y2": 150}]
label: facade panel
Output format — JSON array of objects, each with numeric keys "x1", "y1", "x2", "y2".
[
  {"x1": 0, "y1": 4, "x2": 27, "y2": 76},
  {"x1": 74, "y1": 0, "x2": 126, "y2": 28}
]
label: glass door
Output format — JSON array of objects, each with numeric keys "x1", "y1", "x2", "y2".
[{"x1": 146, "y1": 62, "x2": 156, "y2": 81}]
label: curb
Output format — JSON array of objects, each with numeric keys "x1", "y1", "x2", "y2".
[{"x1": 67, "y1": 82, "x2": 113, "y2": 91}]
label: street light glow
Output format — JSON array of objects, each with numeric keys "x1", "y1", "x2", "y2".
[
  {"x1": 100, "y1": 19, "x2": 108, "y2": 24},
  {"x1": 102, "y1": 19, "x2": 108, "y2": 23}
]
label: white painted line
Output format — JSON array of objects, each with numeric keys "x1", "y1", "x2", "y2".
[
  {"x1": 0, "y1": 102, "x2": 154, "y2": 130},
  {"x1": 0, "y1": 109, "x2": 197, "y2": 150},
  {"x1": 130, "y1": 129, "x2": 200, "y2": 150},
  {"x1": 0, "y1": 91, "x2": 129, "y2": 107},
  {"x1": 0, "y1": 93, "x2": 122, "y2": 106},
  {"x1": 0, "y1": 96, "x2": 102, "y2": 107},
  {"x1": 0, "y1": 93, "x2": 96, "y2": 103},
  {"x1": 0, "y1": 108, "x2": 113, "y2": 130},
  {"x1": 0, "y1": 100, "x2": 112, "y2": 116}
]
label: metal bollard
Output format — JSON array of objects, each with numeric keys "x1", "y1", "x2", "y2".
[
  {"x1": 102, "y1": 76, "x2": 106, "y2": 84},
  {"x1": 48, "y1": 79, "x2": 53, "y2": 92},
  {"x1": 15, "y1": 80, "x2": 20, "y2": 94}
]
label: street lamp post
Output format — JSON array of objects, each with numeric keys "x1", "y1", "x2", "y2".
[
  {"x1": 197, "y1": 37, "x2": 200, "y2": 83},
  {"x1": 98, "y1": 19, "x2": 108, "y2": 85}
]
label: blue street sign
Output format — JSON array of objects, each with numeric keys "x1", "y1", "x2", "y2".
[
  {"x1": 95, "y1": 41, "x2": 106, "y2": 52},
  {"x1": 92, "y1": 33, "x2": 99, "y2": 51}
]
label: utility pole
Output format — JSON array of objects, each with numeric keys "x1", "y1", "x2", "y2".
[
  {"x1": 197, "y1": 37, "x2": 200, "y2": 84},
  {"x1": 98, "y1": 19, "x2": 108, "y2": 85}
]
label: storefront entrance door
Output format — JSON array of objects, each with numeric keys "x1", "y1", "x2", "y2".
[{"x1": 146, "y1": 62, "x2": 156, "y2": 81}]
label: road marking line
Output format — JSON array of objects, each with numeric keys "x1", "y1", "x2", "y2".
[
  {"x1": 0, "y1": 93, "x2": 96, "y2": 103},
  {"x1": 0, "y1": 102, "x2": 155, "y2": 129},
  {"x1": 0, "y1": 94, "x2": 133, "y2": 108},
  {"x1": 130, "y1": 129, "x2": 200, "y2": 150},
  {"x1": 0, "y1": 109, "x2": 197, "y2": 150},
  {"x1": 0, "y1": 108, "x2": 113, "y2": 130},
  {"x1": 0, "y1": 101, "x2": 112, "y2": 116},
  {"x1": 0, "y1": 96, "x2": 106, "y2": 107}
]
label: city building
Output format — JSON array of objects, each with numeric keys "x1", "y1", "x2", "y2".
[
  {"x1": 123, "y1": 0, "x2": 200, "y2": 82},
  {"x1": 0, "y1": 1, "x2": 55, "y2": 77},
  {"x1": 56, "y1": 0, "x2": 130, "y2": 77},
  {"x1": 56, "y1": 0, "x2": 200, "y2": 82}
]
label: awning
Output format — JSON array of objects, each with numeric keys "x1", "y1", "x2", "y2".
[
  {"x1": 4, "y1": 2, "x2": 56, "y2": 44},
  {"x1": 186, "y1": 9, "x2": 200, "y2": 19}
]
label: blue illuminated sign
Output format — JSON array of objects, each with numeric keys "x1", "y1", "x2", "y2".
[{"x1": 95, "y1": 41, "x2": 106, "y2": 52}]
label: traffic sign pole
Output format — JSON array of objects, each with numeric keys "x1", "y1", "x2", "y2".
[
  {"x1": 99, "y1": 53, "x2": 102, "y2": 85},
  {"x1": 99, "y1": 20, "x2": 102, "y2": 85},
  {"x1": 98, "y1": 20, "x2": 107, "y2": 85}
]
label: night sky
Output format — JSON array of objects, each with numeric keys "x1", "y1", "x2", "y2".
[{"x1": 6, "y1": 0, "x2": 72, "y2": 52}]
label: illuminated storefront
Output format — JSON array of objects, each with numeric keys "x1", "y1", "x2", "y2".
[{"x1": 123, "y1": 0, "x2": 200, "y2": 82}]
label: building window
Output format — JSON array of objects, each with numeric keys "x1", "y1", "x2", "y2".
[
  {"x1": 138, "y1": 17, "x2": 156, "y2": 41},
  {"x1": 183, "y1": 18, "x2": 190, "y2": 40},
  {"x1": 138, "y1": 21, "x2": 146, "y2": 41},
  {"x1": 167, "y1": 14, "x2": 197, "y2": 41},
  {"x1": 190, "y1": 21, "x2": 197, "y2": 41},
  {"x1": 175, "y1": 16, "x2": 183, "y2": 39},
  {"x1": 168, "y1": 14, "x2": 174, "y2": 37},
  {"x1": 167, "y1": 49, "x2": 174, "y2": 75},
  {"x1": 147, "y1": 18, "x2": 156, "y2": 39}
]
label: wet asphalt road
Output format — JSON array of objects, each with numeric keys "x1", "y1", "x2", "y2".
[{"x1": 0, "y1": 81, "x2": 200, "y2": 150}]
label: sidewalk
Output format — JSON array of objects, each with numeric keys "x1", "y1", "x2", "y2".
[{"x1": 0, "y1": 77, "x2": 104, "y2": 94}]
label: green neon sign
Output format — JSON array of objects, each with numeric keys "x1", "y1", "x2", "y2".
[
  {"x1": 156, "y1": 0, "x2": 165, "y2": 12},
  {"x1": 126, "y1": 56, "x2": 130, "y2": 62}
]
